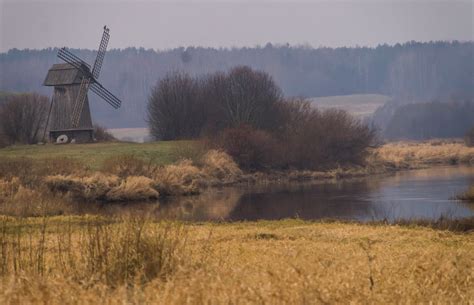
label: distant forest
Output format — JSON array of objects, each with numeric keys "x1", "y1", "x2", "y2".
[{"x1": 0, "y1": 41, "x2": 473, "y2": 128}]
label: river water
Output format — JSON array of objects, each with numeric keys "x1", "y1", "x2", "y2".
[{"x1": 100, "y1": 166, "x2": 474, "y2": 222}]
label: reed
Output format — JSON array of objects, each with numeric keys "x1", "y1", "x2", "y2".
[{"x1": 0, "y1": 217, "x2": 472, "y2": 304}]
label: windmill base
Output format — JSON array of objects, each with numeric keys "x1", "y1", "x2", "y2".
[{"x1": 50, "y1": 129, "x2": 94, "y2": 144}]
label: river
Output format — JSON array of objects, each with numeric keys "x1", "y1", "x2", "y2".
[{"x1": 97, "y1": 166, "x2": 474, "y2": 222}]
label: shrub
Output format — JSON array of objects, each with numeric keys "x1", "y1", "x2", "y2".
[
  {"x1": 201, "y1": 150, "x2": 242, "y2": 182},
  {"x1": 45, "y1": 173, "x2": 120, "y2": 201},
  {"x1": 210, "y1": 125, "x2": 281, "y2": 170},
  {"x1": 456, "y1": 184, "x2": 474, "y2": 202},
  {"x1": 94, "y1": 124, "x2": 116, "y2": 142},
  {"x1": 106, "y1": 176, "x2": 159, "y2": 201},
  {"x1": 153, "y1": 160, "x2": 204, "y2": 196},
  {"x1": 279, "y1": 100, "x2": 376, "y2": 170},
  {"x1": 0, "y1": 157, "x2": 86, "y2": 187},
  {"x1": 101, "y1": 154, "x2": 157, "y2": 178},
  {"x1": 465, "y1": 127, "x2": 474, "y2": 147}
]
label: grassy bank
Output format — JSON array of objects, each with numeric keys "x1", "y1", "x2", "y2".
[
  {"x1": 0, "y1": 140, "x2": 473, "y2": 204},
  {"x1": 1, "y1": 140, "x2": 472, "y2": 169},
  {"x1": 0, "y1": 216, "x2": 472, "y2": 304},
  {"x1": 0, "y1": 141, "x2": 195, "y2": 170}
]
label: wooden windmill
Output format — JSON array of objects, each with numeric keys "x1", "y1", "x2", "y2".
[{"x1": 43, "y1": 26, "x2": 122, "y2": 143}]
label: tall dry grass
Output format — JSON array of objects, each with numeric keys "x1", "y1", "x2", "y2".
[
  {"x1": 456, "y1": 184, "x2": 474, "y2": 202},
  {"x1": 0, "y1": 216, "x2": 187, "y2": 287},
  {"x1": 375, "y1": 141, "x2": 474, "y2": 167},
  {"x1": 0, "y1": 178, "x2": 76, "y2": 217},
  {"x1": 0, "y1": 218, "x2": 472, "y2": 304},
  {"x1": 0, "y1": 157, "x2": 87, "y2": 186}
]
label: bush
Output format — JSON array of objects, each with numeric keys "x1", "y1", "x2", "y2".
[
  {"x1": 278, "y1": 100, "x2": 376, "y2": 170},
  {"x1": 210, "y1": 125, "x2": 281, "y2": 170},
  {"x1": 201, "y1": 150, "x2": 242, "y2": 182},
  {"x1": 153, "y1": 160, "x2": 204, "y2": 196},
  {"x1": 94, "y1": 124, "x2": 116, "y2": 142},
  {"x1": 45, "y1": 173, "x2": 120, "y2": 201},
  {"x1": 208, "y1": 100, "x2": 376, "y2": 171},
  {"x1": 0, "y1": 157, "x2": 86, "y2": 187},
  {"x1": 465, "y1": 127, "x2": 474, "y2": 147},
  {"x1": 106, "y1": 176, "x2": 159, "y2": 201},
  {"x1": 0, "y1": 93, "x2": 49, "y2": 145},
  {"x1": 101, "y1": 154, "x2": 157, "y2": 178}
]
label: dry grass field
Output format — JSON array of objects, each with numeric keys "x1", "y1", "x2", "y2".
[
  {"x1": 0, "y1": 216, "x2": 472, "y2": 305},
  {"x1": 376, "y1": 141, "x2": 474, "y2": 167},
  {"x1": 310, "y1": 94, "x2": 390, "y2": 119}
]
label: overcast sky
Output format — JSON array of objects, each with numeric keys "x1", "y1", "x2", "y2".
[{"x1": 1, "y1": 0, "x2": 472, "y2": 52}]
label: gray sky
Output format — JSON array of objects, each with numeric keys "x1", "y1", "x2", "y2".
[{"x1": 1, "y1": 0, "x2": 472, "y2": 52}]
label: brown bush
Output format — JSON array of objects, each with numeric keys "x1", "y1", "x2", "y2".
[
  {"x1": 101, "y1": 155, "x2": 157, "y2": 178},
  {"x1": 210, "y1": 125, "x2": 281, "y2": 170},
  {"x1": 153, "y1": 160, "x2": 204, "y2": 196},
  {"x1": 278, "y1": 99, "x2": 376, "y2": 170},
  {"x1": 0, "y1": 157, "x2": 86, "y2": 187},
  {"x1": 465, "y1": 127, "x2": 474, "y2": 147},
  {"x1": 207, "y1": 99, "x2": 375, "y2": 171},
  {"x1": 45, "y1": 173, "x2": 120, "y2": 201},
  {"x1": 94, "y1": 124, "x2": 116, "y2": 142},
  {"x1": 106, "y1": 176, "x2": 159, "y2": 201},
  {"x1": 201, "y1": 150, "x2": 242, "y2": 182}
]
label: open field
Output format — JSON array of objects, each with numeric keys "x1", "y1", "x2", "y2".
[
  {"x1": 310, "y1": 94, "x2": 390, "y2": 119},
  {"x1": 109, "y1": 128, "x2": 150, "y2": 143},
  {"x1": 0, "y1": 216, "x2": 472, "y2": 304},
  {"x1": 376, "y1": 140, "x2": 474, "y2": 167},
  {"x1": 0, "y1": 141, "x2": 195, "y2": 170},
  {"x1": 1, "y1": 139, "x2": 473, "y2": 170}
]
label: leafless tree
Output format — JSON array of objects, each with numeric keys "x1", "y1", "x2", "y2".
[
  {"x1": 0, "y1": 93, "x2": 49, "y2": 145},
  {"x1": 147, "y1": 72, "x2": 205, "y2": 140},
  {"x1": 205, "y1": 66, "x2": 282, "y2": 132}
]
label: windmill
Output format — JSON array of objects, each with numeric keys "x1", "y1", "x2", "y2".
[{"x1": 43, "y1": 25, "x2": 122, "y2": 143}]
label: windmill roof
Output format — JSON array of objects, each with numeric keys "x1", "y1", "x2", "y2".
[{"x1": 43, "y1": 63, "x2": 85, "y2": 86}]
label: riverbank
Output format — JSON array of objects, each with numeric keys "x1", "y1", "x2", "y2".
[
  {"x1": 1, "y1": 141, "x2": 473, "y2": 205},
  {"x1": 0, "y1": 216, "x2": 472, "y2": 304}
]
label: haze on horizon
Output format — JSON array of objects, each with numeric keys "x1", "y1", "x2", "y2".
[{"x1": 1, "y1": 0, "x2": 472, "y2": 52}]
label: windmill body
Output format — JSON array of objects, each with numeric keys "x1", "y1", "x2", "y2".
[
  {"x1": 43, "y1": 26, "x2": 122, "y2": 143},
  {"x1": 44, "y1": 63, "x2": 94, "y2": 142}
]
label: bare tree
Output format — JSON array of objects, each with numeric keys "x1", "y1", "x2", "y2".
[
  {"x1": 205, "y1": 66, "x2": 282, "y2": 132},
  {"x1": 147, "y1": 72, "x2": 205, "y2": 140},
  {"x1": 0, "y1": 93, "x2": 49, "y2": 145}
]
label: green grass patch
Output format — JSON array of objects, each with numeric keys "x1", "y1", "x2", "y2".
[{"x1": 0, "y1": 141, "x2": 195, "y2": 170}]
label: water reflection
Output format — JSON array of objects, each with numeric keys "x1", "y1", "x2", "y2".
[{"x1": 90, "y1": 166, "x2": 474, "y2": 222}]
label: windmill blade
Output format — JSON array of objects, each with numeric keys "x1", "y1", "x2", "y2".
[
  {"x1": 71, "y1": 78, "x2": 91, "y2": 128},
  {"x1": 58, "y1": 47, "x2": 91, "y2": 72},
  {"x1": 91, "y1": 26, "x2": 110, "y2": 79},
  {"x1": 90, "y1": 81, "x2": 122, "y2": 109}
]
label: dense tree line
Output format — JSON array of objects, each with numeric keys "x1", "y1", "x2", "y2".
[
  {"x1": 1, "y1": 41, "x2": 472, "y2": 127},
  {"x1": 381, "y1": 99, "x2": 474, "y2": 140}
]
